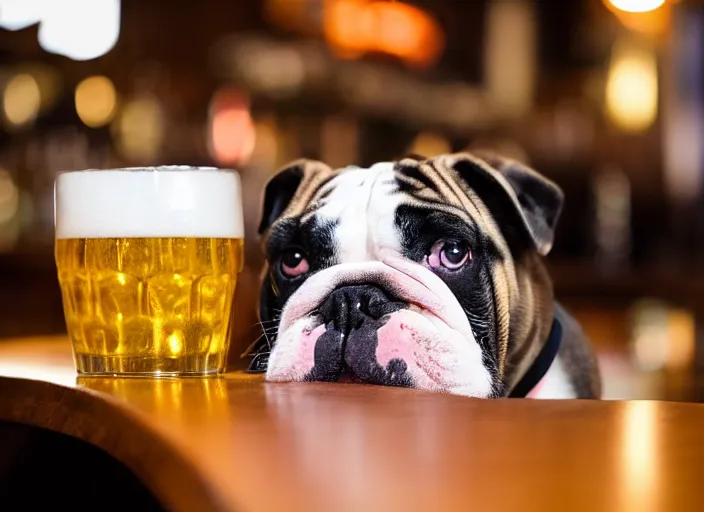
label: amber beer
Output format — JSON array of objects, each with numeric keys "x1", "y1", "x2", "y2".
[{"x1": 54, "y1": 167, "x2": 244, "y2": 376}]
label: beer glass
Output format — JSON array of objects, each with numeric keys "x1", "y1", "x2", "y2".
[{"x1": 54, "y1": 167, "x2": 244, "y2": 376}]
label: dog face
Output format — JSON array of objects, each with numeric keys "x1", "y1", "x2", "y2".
[{"x1": 256, "y1": 153, "x2": 563, "y2": 398}]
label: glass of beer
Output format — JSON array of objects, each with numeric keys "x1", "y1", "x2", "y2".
[{"x1": 54, "y1": 166, "x2": 244, "y2": 376}]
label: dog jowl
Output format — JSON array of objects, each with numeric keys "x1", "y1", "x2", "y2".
[{"x1": 250, "y1": 153, "x2": 601, "y2": 399}]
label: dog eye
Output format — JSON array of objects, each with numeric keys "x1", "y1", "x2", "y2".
[
  {"x1": 428, "y1": 241, "x2": 471, "y2": 270},
  {"x1": 280, "y1": 249, "x2": 310, "y2": 277}
]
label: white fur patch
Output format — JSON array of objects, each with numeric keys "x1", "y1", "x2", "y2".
[
  {"x1": 266, "y1": 317, "x2": 319, "y2": 382},
  {"x1": 529, "y1": 355, "x2": 576, "y2": 399},
  {"x1": 312, "y1": 163, "x2": 403, "y2": 263}
]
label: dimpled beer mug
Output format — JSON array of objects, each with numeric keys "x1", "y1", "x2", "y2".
[{"x1": 54, "y1": 167, "x2": 244, "y2": 376}]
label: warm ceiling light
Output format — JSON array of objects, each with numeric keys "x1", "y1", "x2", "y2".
[
  {"x1": 39, "y1": 0, "x2": 121, "y2": 61},
  {"x1": 75, "y1": 75, "x2": 117, "y2": 128},
  {"x1": 371, "y1": 1, "x2": 444, "y2": 68},
  {"x1": 3, "y1": 73, "x2": 41, "y2": 128},
  {"x1": 606, "y1": 0, "x2": 665, "y2": 13},
  {"x1": 323, "y1": 0, "x2": 444, "y2": 69}
]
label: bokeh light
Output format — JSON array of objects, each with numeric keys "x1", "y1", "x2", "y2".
[
  {"x1": 113, "y1": 94, "x2": 165, "y2": 162},
  {"x1": 605, "y1": 0, "x2": 671, "y2": 35},
  {"x1": 629, "y1": 300, "x2": 694, "y2": 372},
  {"x1": 0, "y1": 170, "x2": 19, "y2": 225},
  {"x1": 408, "y1": 132, "x2": 451, "y2": 157},
  {"x1": 0, "y1": 168, "x2": 22, "y2": 252},
  {"x1": 666, "y1": 309, "x2": 696, "y2": 370},
  {"x1": 75, "y1": 75, "x2": 118, "y2": 128},
  {"x1": 607, "y1": 0, "x2": 665, "y2": 13},
  {"x1": 39, "y1": 0, "x2": 121, "y2": 61},
  {"x1": 208, "y1": 89, "x2": 256, "y2": 165},
  {"x1": 324, "y1": 0, "x2": 444, "y2": 69},
  {"x1": 630, "y1": 300, "x2": 670, "y2": 372},
  {"x1": 0, "y1": 0, "x2": 43, "y2": 31},
  {"x1": 3, "y1": 73, "x2": 41, "y2": 129},
  {"x1": 605, "y1": 41, "x2": 658, "y2": 133}
]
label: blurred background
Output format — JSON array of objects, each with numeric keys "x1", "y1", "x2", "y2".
[{"x1": 0, "y1": 0, "x2": 702, "y2": 401}]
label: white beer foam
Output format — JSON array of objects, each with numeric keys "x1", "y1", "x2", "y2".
[{"x1": 55, "y1": 167, "x2": 244, "y2": 239}]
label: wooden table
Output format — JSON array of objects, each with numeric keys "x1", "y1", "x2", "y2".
[{"x1": 1, "y1": 337, "x2": 703, "y2": 512}]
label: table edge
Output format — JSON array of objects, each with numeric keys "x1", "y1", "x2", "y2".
[{"x1": 0, "y1": 375, "x2": 230, "y2": 512}]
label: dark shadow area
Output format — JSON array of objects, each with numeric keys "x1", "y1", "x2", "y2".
[{"x1": 0, "y1": 421, "x2": 165, "y2": 511}]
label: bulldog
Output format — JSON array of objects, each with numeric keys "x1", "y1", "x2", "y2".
[{"x1": 246, "y1": 152, "x2": 601, "y2": 399}]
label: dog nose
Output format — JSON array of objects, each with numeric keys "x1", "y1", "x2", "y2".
[
  {"x1": 319, "y1": 285, "x2": 397, "y2": 335},
  {"x1": 309, "y1": 284, "x2": 411, "y2": 385}
]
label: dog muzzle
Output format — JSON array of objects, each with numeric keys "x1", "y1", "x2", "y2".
[{"x1": 264, "y1": 256, "x2": 494, "y2": 398}]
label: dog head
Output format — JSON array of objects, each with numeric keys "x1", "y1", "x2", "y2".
[{"x1": 254, "y1": 152, "x2": 563, "y2": 397}]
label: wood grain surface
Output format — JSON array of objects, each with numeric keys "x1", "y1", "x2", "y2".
[{"x1": 1, "y1": 337, "x2": 704, "y2": 512}]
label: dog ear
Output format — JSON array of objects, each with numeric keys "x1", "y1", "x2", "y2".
[
  {"x1": 258, "y1": 159, "x2": 333, "y2": 235},
  {"x1": 438, "y1": 152, "x2": 564, "y2": 256}
]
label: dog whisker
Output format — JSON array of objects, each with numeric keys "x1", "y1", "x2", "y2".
[{"x1": 257, "y1": 321, "x2": 274, "y2": 350}]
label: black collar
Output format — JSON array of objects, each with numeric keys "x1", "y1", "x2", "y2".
[{"x1": 508, "y1": 317, "x2": 562, "y2": 398}]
